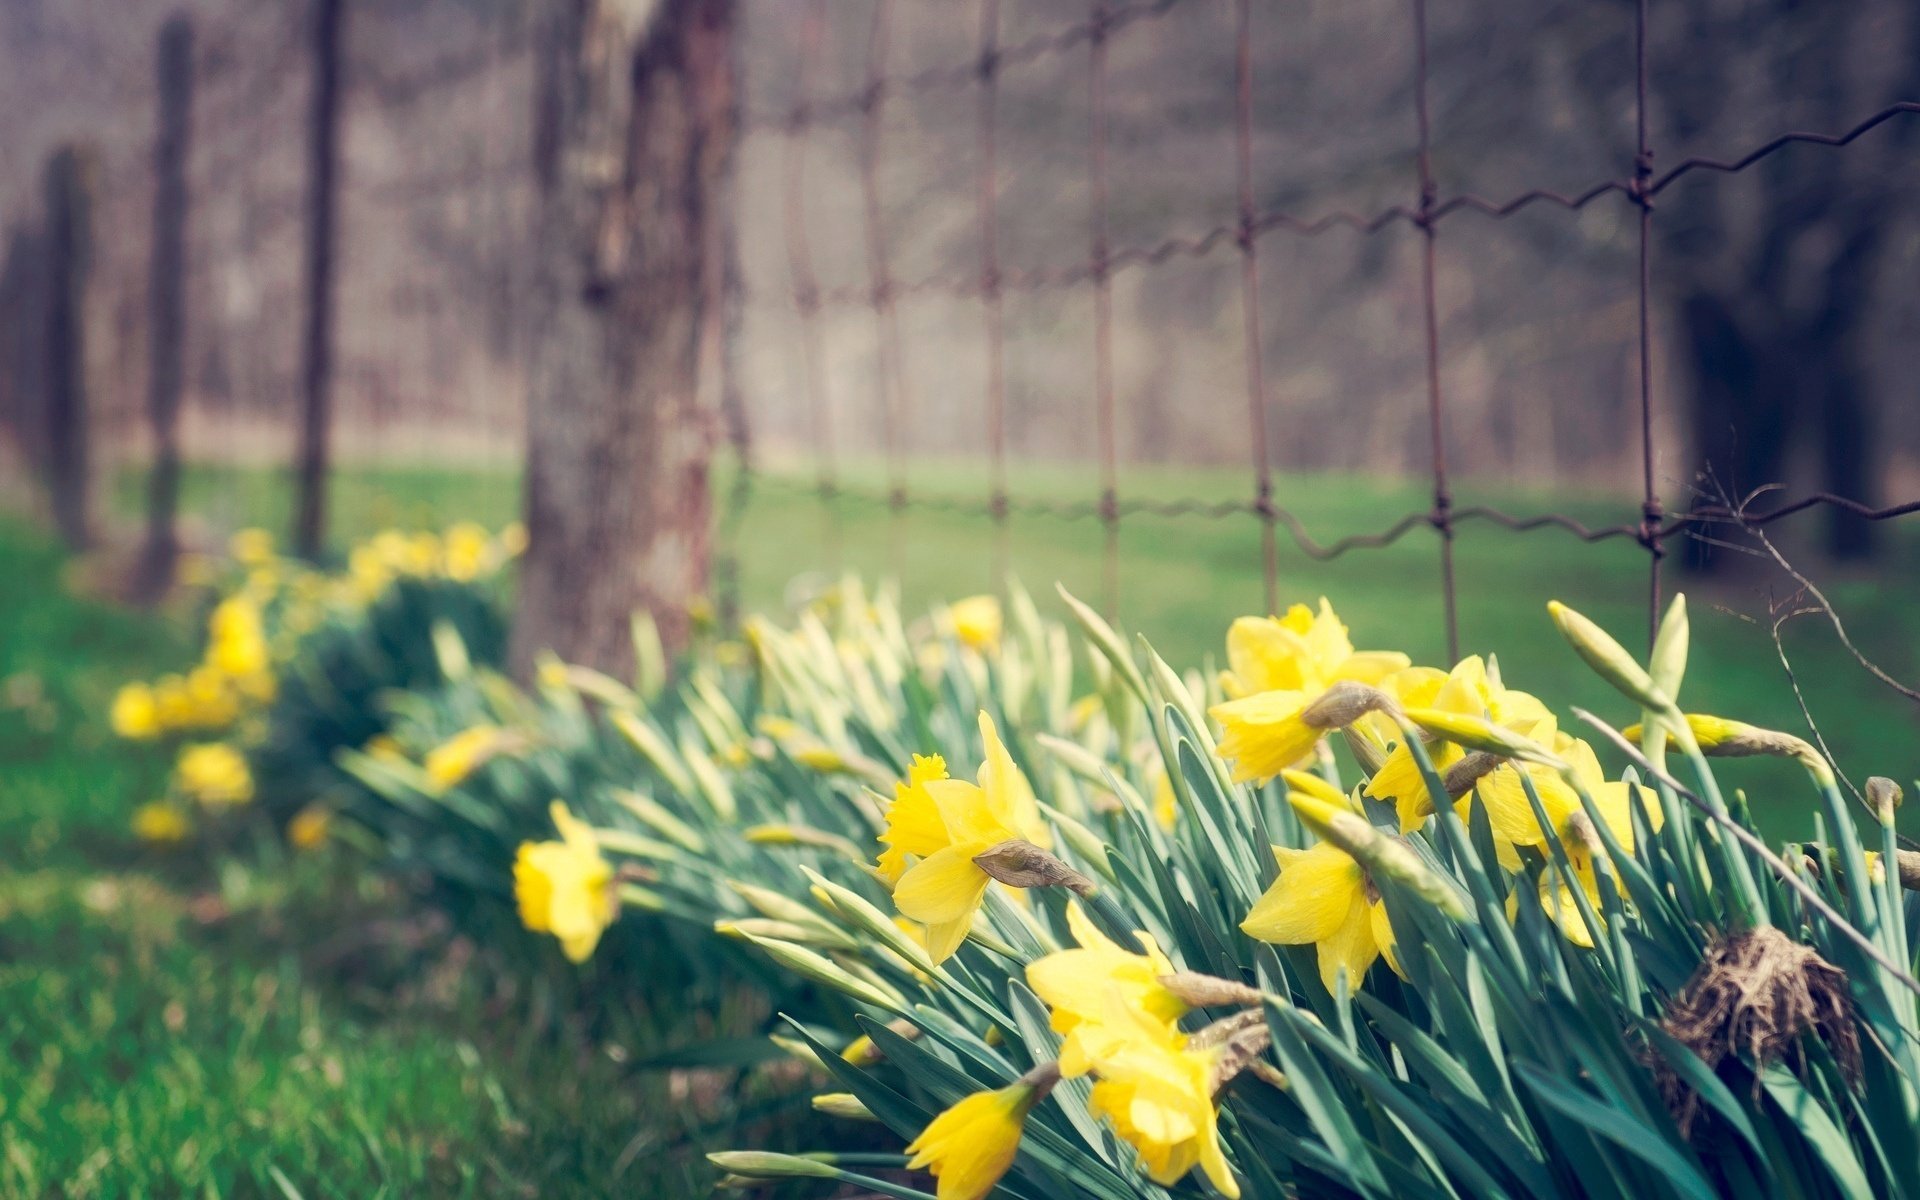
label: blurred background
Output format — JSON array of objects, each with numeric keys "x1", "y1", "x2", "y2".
[{"x1": 2, "y1": 0, "x2": 1916, "y2": 761}]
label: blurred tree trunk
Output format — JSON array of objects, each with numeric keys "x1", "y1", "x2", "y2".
[
  {"x1": 43, "y1": 145, "x2": 98, "y2": 551},
  {"x1": 511, "y1": 0, "x2": 737, "y2": 676},
  {"x1": 294, "y1": 0, "x2": 345, "y2": 561},
  {"x1": 135, "y1": 16, "x2": 195, "y2": 600},
  {"x1": 1659, "y1": 0, "x2": 1914, "y2": 569}
]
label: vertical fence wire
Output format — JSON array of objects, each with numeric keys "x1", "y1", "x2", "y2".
[
  {"x1": 977, "y1": 0, "x2": 1010, "y2": 590},
  {"x1": 1633, "y1": 0, "x2": 1665, "y2": 648},
  {"x1": 859, "y1": 0, "x2": 911, "y2": 579},
  {"x1": 1088, "y1": 0, "x2": 1121, "y2": 618},
  {"x1": 1410, "y1": 0, "x2": 1460, "y2": 664},
  {"x1": 783, "y1": 0, "x2": 839, "y2": 569},
  {"x1": 1234, "y1": 0, "x2": 1279, "y2": 615}
]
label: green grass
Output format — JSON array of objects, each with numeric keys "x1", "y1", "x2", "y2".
[
  {"x1": 4, "y1": 456, "x2": 1912, "y2": 1191},
  {"x1": 123, "y1": 459, "x2": 1920, "y2": 835},
  {"x1": 0, "y1": 517, "x2": 808, "y2": 1197}
]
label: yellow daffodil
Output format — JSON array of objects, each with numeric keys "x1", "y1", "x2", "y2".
[
  {"x1": 905, "y1": 1080, "x2": 1042, "y2": 1200},
  {"x1": 947, "y1": 595, "x2": 1003, "y2": 652},
  {"x1": 514, "y1": 801, "x2": 618, "y2": 962},
  {"x1": 132, "y1": 801, "x2": 189, "y2": 843},
  {"x1": 1242, "y1": 839, "x2": 1396, "y2": 994},
  {"x1": 1086, "y1": 1024, "x2": 1239, "y2": 1198},
  {"x1": 1218, "y1": 600, "x2": 1408, "y2": 700},
  {"x1": 1026, "y1": 902, "x2": 1186, "y2": 1075},
  {"x1": 288, "y1": 804, "x2": 332, "y2": 850},
  {"x1": 876, "y1": 714, "x2": 1051, "y2": 962},
  {"x1": 424, "y1": 725, "x2": 505, "y2": 792},
  {"x1": 499, "y1": 521, "x2": 529, "y2": 557},
  {"x1": 1471, "y1": 733, "x2": 1659, "y2": 878},
  {"x1": 441, "y1": 521, "x2": 491, "y2": 582},
  {"x1": 1364, "y1": 655, "x2": 1551, "y2": 832},
  {"x1": 173, "y1": 742, "x2": 254, "y2": 808},
  {"x1": 207, "y1": 596, "x2": 270, "y2": 678},
  {"x1": 1210, "y1": 688, "x2": 1321, "y2": 783},
  {"x1": 1151, "y1": 767, "x2": 1178, "y2": 830},
  {"x1": 228, "y1": 527, "x2": 276, "y2": 566},
  {"x1": 110, "y1": 683, "x2": 160, "y2": 739}
]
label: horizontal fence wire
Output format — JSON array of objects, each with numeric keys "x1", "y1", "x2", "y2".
[{"x1": 753, "y1": 0, "x2": 1920, "y2": 657}]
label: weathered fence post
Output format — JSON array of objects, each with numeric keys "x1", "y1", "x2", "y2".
[
  {"x1": 43, "y1": 144, "x2": 98, "y2": 551},
  {"x1": 293, "y1": 0, "x2": 345, "y2": 560},
  {"x1": 510, "y1": 0, "x2": 737, "y2": 675},
  {"x1": 135, "y1": 14, "x2": 195, "y2": 599}
]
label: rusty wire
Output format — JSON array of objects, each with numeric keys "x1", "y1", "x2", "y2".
[{"x1": 759, "y1": 0, "x2": 1920, "y2": 664}]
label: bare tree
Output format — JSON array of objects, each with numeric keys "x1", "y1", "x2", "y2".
[{"x1": 510, "y1": 0, "x2": 737, "y2": 675}]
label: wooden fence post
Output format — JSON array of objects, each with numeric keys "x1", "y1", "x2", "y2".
[
  {"x1": 43, "y1": 144, "x2": 98, "y2": 551},
  {"x1": 135, "y1": 14, "x2": 195, "y2": 599},
  {"x1": 293, "y1": 0, "x2": 345, "y2": 560}
]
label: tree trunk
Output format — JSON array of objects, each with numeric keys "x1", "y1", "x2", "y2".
[
  {"x1": 511, "y1": 0, "x2": 736, "y2": 676},
  {"x1": 43, "y1": 145, "x2": 97, "y2": 551},
  {"x1": 294, "y1": 0, "x2": 345, "y2": 560},
  {"x1": 135, "y1": 16, "x2": 195, "y2": 600}
]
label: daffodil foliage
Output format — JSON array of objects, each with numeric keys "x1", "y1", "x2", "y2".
[{"x1": 258, "y1": 576, "x2": 1915, "y2": 1200}]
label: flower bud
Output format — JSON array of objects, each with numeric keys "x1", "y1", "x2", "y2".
[
  {"x1": 1648, "y1": 593, "x2": 1690, "y2": 701},
  {"x1": 1401, "y1": 708, "x2": 1568, "y2": 770},
  {"x1": 1157, "y1": 971, "x2": 1265, "y2": 1009},
  {"x1": 1867, "y1": 777, "x2": 1903, "y2": 826},
  {"x1": 740, "y1": 934, "x2": 905, "y2": 1011},
  {"x1": 1290, "y1": 794, "x2": 1469, "y2": 920},
  {"x1": 811, "y1": 1093, "x2": 879, "y2": 1121},
  {"x1": 971, "y1": 840, "x2": 1097, "y2": 898},
  {"x1": 1547, "y1": 601, "x2": 1671, "y2": 711},
  {"x1": 1301, "y1": 681, "x2": 1395, "y2": 731},
  {"x1": 705, "y1": 1152, "x2": 837, "y2": 1180}
]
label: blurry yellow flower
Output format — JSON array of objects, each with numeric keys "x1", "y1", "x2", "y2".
[
  {"x1": 110, "y1": 683, "x2": 160, "y2": 739},
  {"x1": 1151, "y1": 768, "x2": 1177, "y2": 830},
  {"x1": 1026, "y1": 902, "x2": 1186, "y2": 1075},
  {"x1": 174, "y1": 742, "x2": 254, "y2": 808},
  {"x1": 403, "y1": 531, "x2": 442, "y2": 576},
  {"x1": 288, "y1": 804, "x2": 332, "y2": 850},
  {"x1": 362, "y1": 733, "x2": 404, "y2": 762},
  {"x1": 152, "y1": 675, "x2": 195, "y2": 730},
  {"x1": 1088, "y1": 1032, "x2": 1239, "y2": 1198},
  {"x1": 207, "y1": 596, "x2": 270, "y2": 678},
  {"x1": 948, "y1": 595, "x2": 1003, "y2": 652},
  {"x1": 877, "y1": 714, "x2": 1051, "y2": 962},
  {"x1": 228, "y1": 527, "x2": 275, "y2": 566},
  {"x1": 441, "y1": 522, "x2": 490, "y2": 582},
  {"x1": 132, "y1": 801, "x2": 189, "y2": 843},
  {"x1": 905, "y1": 1081, "x2": 1041, "y2": 1200},
  {"x1": 514, "y1": 800, "x2": 618, "y2": 962},
  {"x1": 1218, "y1": 600, "x2": 1407, "y2": 700},
  {"x1": 424, "y1": 725, "x2": 504, "y2": 791},
  {"x1": 499, "y1": 521, "x2": 529, "y2": 557}
]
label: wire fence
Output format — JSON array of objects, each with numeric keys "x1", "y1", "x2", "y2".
[
  {"x1": 3, "y1": 0, "x2": 1918, "y2": 668},
  {"x1": 762, "y1": 0, "x2": 1920, "y2": 661}
]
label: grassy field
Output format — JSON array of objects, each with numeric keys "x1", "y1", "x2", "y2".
[
  {"x1": 2, "y1": 457, "x2": 1914, "y2": 1192},
  {"x1": 114, "y1": 459, "x2": 1920, "y2": 833},
  {"x1": 0, "y1": 517, "x2": 810, "y2": 1197}
]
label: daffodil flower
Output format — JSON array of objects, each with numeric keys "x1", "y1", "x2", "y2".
[
  {"x1": 1242, "y1": 839, "x2": 1398, "y2": 994},
  {"x1": 905, "y1": 1078, "x2": 1045, "y2": 1200},
  {"x1": 1364, "y1": 655, "x2": 1551, "y2": 832},
  {"x1": 514, "y1": 801, "x2": 619, "y2": 962},
  {"x1": 875, "y1": 713, "x2": 1051, "y2": 962},
  {"x1": 947, "y1": 594, "x2": 1003, "y2": 652},
  {"x1": 1217, "y1": 600, "x2": 1408, "y2": 700},
  {"x1": 174, "y1": 742, "x2": 254, "y2": 808},
  {"x1": 1472, "y1": 733, "x2": 1660, "y2": 880},
  {"x1": 1026, "y1": 902, "x2": 1187, "y2": 1075},
  {"x1": 1084, "y1": 1008, "x2": 1240, "y2": 1199}
]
